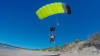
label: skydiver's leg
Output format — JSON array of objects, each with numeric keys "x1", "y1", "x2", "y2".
[
  {"x1": 49, "y1": 39, "x2": 52, "y2": 48},
  {"x1": 53, "y1": 39, "x2": 56, "y2": 47}
]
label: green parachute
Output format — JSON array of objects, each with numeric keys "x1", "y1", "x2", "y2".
[{"x1": 36, "y1": 2, "x2": 71, "y2": 20}]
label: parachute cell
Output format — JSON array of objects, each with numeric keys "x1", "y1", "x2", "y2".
[{"x1": 36, "y1": 2, "x2": 71, "y2": 20}]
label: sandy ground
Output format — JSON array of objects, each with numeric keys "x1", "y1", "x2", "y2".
[
  {"x1": 0, "y1": 48, "x2": 58, "y2": 56},
  {"x1": 1, "y1": 47, "x2": 100, "y2": 56}
]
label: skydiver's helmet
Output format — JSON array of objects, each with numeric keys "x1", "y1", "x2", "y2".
[{"x1": 50, "y1": 27, "x2": 56, "y2": 32}]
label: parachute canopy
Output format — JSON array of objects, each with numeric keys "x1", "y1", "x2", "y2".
[{"x1": 36, "y1": 2, "x2": 71, "y2": 20}]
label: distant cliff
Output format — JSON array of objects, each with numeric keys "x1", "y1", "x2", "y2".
[{"x1": 0, "y1": 43, "x2": 23, "y2": 49}]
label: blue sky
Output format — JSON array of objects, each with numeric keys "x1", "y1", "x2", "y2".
[{"x1": 0, "y1": 0, "x2": 100, "y2": 49}]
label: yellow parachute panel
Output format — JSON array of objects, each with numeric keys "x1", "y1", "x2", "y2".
[{"x1": 36, "y1": 2, "x2": 65, "y2": 20}]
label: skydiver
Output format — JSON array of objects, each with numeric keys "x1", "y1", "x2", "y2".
[
  {"x1": 50, "y1": 33, "x2": 55, "y2": 43},
  {"x1": 49, "y1": 27, "x2": 56, "y2": 47}
]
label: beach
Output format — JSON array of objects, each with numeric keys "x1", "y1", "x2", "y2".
[{"x1": 0, "y1": 48, "x2": 58, "y2": 56}]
